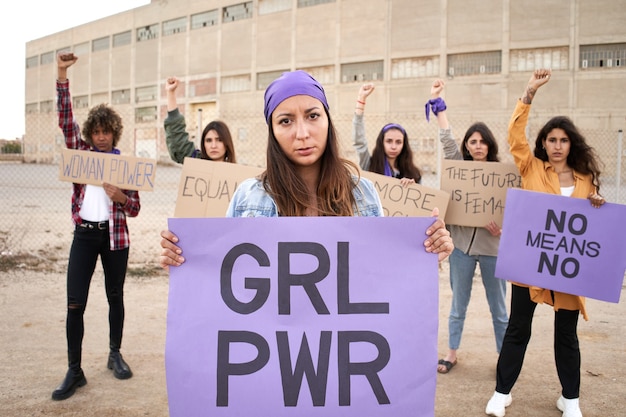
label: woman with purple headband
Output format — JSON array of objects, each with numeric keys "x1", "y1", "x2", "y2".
[
  {"x1": 159, "y1": 71, "x2": 453, "y2": 268},
  {"x1": 353, "y1": 83, "x2": 422, "y2": 185}
]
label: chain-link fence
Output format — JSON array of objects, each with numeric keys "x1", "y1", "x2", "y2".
[{"x1": 1, "y1": 109, "x2": 624, "y2": 271}]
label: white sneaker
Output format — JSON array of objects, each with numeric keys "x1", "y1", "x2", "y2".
[
  {"x1": 556, "y1": 395, "x2": 583, "y2": 417},
  {"x1": 485, "y1": 391, "x2": 512, "y2": 417}
]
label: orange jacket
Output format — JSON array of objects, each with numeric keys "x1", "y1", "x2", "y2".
[{"x1": 508, "y1": 100, "x2": 598, "y2": 320}]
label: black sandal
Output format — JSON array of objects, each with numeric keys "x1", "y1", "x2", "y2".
[{"x1": 437, "y1": 358, "x2": 457, "y2": 374}]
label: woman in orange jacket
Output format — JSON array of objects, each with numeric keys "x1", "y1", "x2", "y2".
[{"x1": 485, "y1": 69, "x2": 605, "y2": 417}]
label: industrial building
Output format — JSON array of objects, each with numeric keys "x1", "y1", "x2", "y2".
[{"x1": 24, "y1": 0, "x2": 626, "y2": 178}]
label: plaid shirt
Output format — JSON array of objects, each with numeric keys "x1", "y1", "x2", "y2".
[{"x1": 57, "y1": 79, "x2": 140, "y2": 251}]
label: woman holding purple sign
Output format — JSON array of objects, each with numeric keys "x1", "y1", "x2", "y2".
[
  {"x1": 485, "y1": 69, "x2": 605, "y2": 417},
  {"x1": 353, "y1": 83, "x2": 422, "y2": 185},
  {"x1": 428, "y1": 79, "x2": 508, "y2": 375},
  {"x1": 160, "y1": 71, "x2": 453, "y2": 265}
]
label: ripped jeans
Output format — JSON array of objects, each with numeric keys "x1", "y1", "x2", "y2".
[{"x1": 65, "y1": 225, "x2": 129, "y2": 367}]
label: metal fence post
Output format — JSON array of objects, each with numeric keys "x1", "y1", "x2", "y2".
[
  {"x1": 197, "y1": 108, "x2": 203, "y2": 148},
  {"x1": 617, "y1": 129, "x2": 623, "y2": 203}
]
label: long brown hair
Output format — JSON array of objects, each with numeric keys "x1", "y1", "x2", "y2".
[
  {"x1": 534, "y1": 116, "x2": 603, "y2": 192},
  {"x1": 462, "y1": 122, "x2": 500, "y2": 162},
  {"x1": 369, "y1": 124, "x2": 422, "y2": 183},
  {"x1": 262, "y1": 108, "x2": 358, "y2": 216},
  {"x1": 200, "y1": 120, "x2": 237, "y2": 163}
]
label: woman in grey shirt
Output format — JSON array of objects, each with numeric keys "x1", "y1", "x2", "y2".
[
  {"x1": 353, "y1": 83, "x2": 422, "y2": 186},
  {"x1": 428, "y1": 79, "x2": 508, "y2": 375}
]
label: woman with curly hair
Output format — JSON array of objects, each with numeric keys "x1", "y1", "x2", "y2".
[{"x1": 52, "y1": 52, "x2": 141, "y2": 401}]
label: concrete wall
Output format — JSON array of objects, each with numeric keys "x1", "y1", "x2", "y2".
[{"x1": 24, "y1": 0, "x2": 626, "y2": 167}]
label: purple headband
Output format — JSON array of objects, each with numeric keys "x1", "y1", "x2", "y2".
[
  {"x1": 263, "y1": 70, "x2": 329, "y2": 123},
  {"x1": 381, "y1": 123, "x2": 406, "y2": 136}
]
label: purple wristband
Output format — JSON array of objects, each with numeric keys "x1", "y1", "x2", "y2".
[{"x1": 425, "y1": 97, "x2": 447, "y2": 122}]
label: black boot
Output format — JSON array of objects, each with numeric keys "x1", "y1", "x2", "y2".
[
  {"x1": 51, "y1": 368, "x2": 87, "y2": 401},
  {"x1": 107, "y1": 351, "x2": 133, "y2": 379}
]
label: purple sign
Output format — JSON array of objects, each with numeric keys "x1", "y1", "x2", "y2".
[
  {"x1": 496, "y1": 188, "x2": 626, "y2": 302},
  {"x1": 165, "y1": 217, "x2": 439, "y2": 417}
]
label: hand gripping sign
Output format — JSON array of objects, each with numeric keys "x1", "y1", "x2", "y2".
[
  {"x1": 496, "y1": 188, "x2": 626, "y2": 303},
  {"x1": 165, "y1": 216, "x2": 440, "y2": 417}
]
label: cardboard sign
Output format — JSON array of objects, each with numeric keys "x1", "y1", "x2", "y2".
[
  {"x1": 440, "y1": 159, "x2": 521, "y2": 227},
  {"x1": 360, "y1": 171, "x2": 449, "y2": 218},
  {"x1": 59, "y1": 148, "x2": 156, "y2": 191},
  {"x1": 174, "y1": 157, "x2": 263, "y2": 217},
  {"x1": 496, "y1": 188, "x2": 626, "y2": 303},
  {"x1": 166, "y1": 217, "x2": 439, "y2": 417}
]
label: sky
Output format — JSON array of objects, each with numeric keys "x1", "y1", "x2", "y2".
[{"x1": 0, "y1": 1, "x2": 151, "y2": 140}]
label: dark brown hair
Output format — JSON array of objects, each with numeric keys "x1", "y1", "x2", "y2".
[
  {"x1": 462, "y1": 122, "x2": 500, "y2": 162},
  {"x1": 369, "y1": 124, "x2": 422, "y2": 183},
  {"x1": 534, "y1": 116, "x2": 603, "y2": 191},
  {"x1": 200, "y1": 120, "x2": 237, "y2": 163},
  {"x1": 262, "y1": 108, "x2": 358, "y2": 216},
  {"x1": 82, "y1": 104, "x2": 123, "y2": 148}
]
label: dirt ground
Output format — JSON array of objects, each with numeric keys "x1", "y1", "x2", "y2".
[
  {"x1": 1, "y1": 267, "x2": 624, "y2": 416},
  {"x1": 1, "y1": 163, "x2": 625, "y2": 416}
]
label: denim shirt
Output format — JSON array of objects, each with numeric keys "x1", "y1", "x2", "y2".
[{"x1": 226, "y1": 176, "x2": 384, "y2": 217}]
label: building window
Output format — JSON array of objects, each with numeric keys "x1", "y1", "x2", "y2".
[
  {"x1": 112, "y1": 89, "x2": 130, "y2": 105},
  {"x1": 113, "y1": 31, "x2": 132, "y2": 47},
  {"x1": 223, "y1": 2, "x2": 253, "y2": 23},
  {"x1": 298, "y1": 0, "x2": 335, "y2": 7},
  {"x1": 189, "y1": 78, "x2": 217, "y2": 97},
  {"x1": 40, "y1": 51, "x2": 55, "y2": 65},
  {"x1": 40, "y1": 100, "x2": 54, "y2": 113},
  {"x1": 341, "y1": 61, "x2": 384, "y2": 83},
  {"x1": 391, "y1": 56, "x2": 440, "y2": 79},
  {"x1": 221, "y1": 74, "x2": 251, "y2": 93},
  {"x1": 135, "y1": 85, "x2": 158, "y2": 103},
  {"x1": 91, "y1": 92, "x2": 108, "y2": 105},
  {"x1": 135, "y1": 106, "x2": 157, "y2": 123},
  {"x1": 73, "y1": 95, "x2": 89, "y2": 109},
  {"x1": 259, "y1": 0, "x2": 292, "y2": 14},
  {"x1": 580, "y1": 43, "x2": 626, "y2": 69},
  {"x1": 74, "y1": 42, "x2": 89, "y2": 56},
  {"x1": 257, "y1": 70, "x2": 289, "y2": 90},
  {"x1": 510, "y1": 47, "x2": 568, "y2": 72},
  {"x1": 137, "y1": 24, "x2": 159, "y2": 42},
  {"x1": 163, "y1": 17, "x2": 187, "y2": 36},
  {"x1": 92, "y1": 36, "x2": 110, "y2": 52},
  {"x1": 299, "y1": 65, "x2": 334, "y2": 86},
  {"x1": 26, "y1": 56, "x2": 38, "y2": 69},
  {"x1": 447, "y1": 51, "x2": 501, "y2": 77},
  {"x1": 56, "y1": 46, "x2": 71, "y2": 56},
  {"x1": 26, "y1": 103, "x2": 38, "y2": 114},
  {"x1": 191, "y1": 10, "x2": 219, "y2": 29}
]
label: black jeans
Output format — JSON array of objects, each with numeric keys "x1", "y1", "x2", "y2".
[
  {"x1": 65, "y1": 224, "x2": 129, "y2": 367},
  {"x1": 495, "y1": 284, "x2": 581, "y2": 399}
]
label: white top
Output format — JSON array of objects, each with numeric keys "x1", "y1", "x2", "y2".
[
  {"x1": 79, "y1": 184, "x2": 110, "y2": 221},
  {"x1": 560, "y1": 185, "x2": 575, "y2": 197}
]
